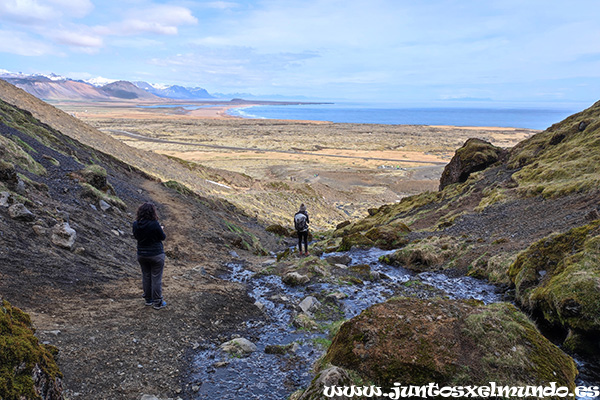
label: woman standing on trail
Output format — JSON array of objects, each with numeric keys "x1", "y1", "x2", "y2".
[
  {"x1": 294, "y1": 203, "x2": 310, "y2": 256},
  {"x1": 133, "y1": 202, "x2": 167, "y2": 310}
]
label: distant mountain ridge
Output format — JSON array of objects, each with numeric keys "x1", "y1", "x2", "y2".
[
  {"x1": 133, "y1": 81, "x2": 214, "y2": 99},
  {"x1": 0, "y1": 71, "x2": 213, "y2": 102}
]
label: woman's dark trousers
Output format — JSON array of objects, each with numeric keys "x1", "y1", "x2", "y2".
[{"x1": 138, "y1": 253, "x2": 165, "y2": 305}]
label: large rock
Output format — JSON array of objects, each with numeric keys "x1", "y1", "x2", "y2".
[
  {"x1": 0, "y1": 160, "x2": 18, "y2": 185},
  {"x1": 0, "y1": 191, "x2": 11, "y2": 207},
  {"x1": 51, "y1": 222, "x2": 77, "y2": 250},
  {"x1": 323, "y1": 297, "x2": 577, "y2": 389},
  {"x1": 508, "y1": 220, "x2": 600, "y2": 354},
  {"x1": 0, "y1": 298, "x2": 64, "y2": 400},
  {"x1": 8, "y1": 203, "x2": 35, "y2": 222},
  {"x1": 439, "y1": 138, "x2": 506, "y2": 190},
  {"x1": 80, "y1": 165, "x2": 107, "y2": 190},
  {"x1": 294, "y1": 367, "x2": 352, "y2": 400},
  {"x1": 220, "y1": 338, "x2": 257, "y2": 357}
]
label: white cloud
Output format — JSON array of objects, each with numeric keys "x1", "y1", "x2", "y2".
[
  {"x1": 102, "y1": 5, "x2": 198, "y2": 36},
  {"x1": 0, "y1": 29, "x2": 55, "y2": 56},
  {"x1": 0, "y1": 0, "x2": 93, "y2": 24},
  {"x1": 50, "y1": 28, "x2": 103, "y2": 49},
  {"x1": 203, "y1": 1, "x2": 239, "y2": 10}
]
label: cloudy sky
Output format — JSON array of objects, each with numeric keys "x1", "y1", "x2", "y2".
[{"x1": 1, "y1": 0, "x2": 599, "y2": 104}]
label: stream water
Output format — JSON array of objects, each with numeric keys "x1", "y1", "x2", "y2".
[{"x1": 187, "y1": 248, "x2": 598, "y2": 399}]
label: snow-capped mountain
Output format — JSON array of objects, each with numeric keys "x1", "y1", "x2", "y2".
[
  {"x1": 0, "y1": 70, "x2": 215, "y2": 101},
  {"x1": 133, "y1": 81, "x2": 214, "y2": 99}
]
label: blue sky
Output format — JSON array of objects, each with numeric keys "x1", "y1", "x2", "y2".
[{"x1": 1, "y1": 0, "x2": 600, "y2": 105}]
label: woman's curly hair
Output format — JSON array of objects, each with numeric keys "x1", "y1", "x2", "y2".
[{"x1": 136, "y1": 202, "x2": 158, "y2": 221}]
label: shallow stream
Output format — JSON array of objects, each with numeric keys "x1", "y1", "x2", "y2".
[{"x1": 187, "y1": 248, "x2": 598, "y2": 399}]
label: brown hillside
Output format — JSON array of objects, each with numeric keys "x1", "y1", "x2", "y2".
[{"x1": 0, "y1": 79, "x2": 250, "y2": 197}]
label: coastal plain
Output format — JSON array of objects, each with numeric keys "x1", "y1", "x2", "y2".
[{"x1": 55, "y1": 101, "x2": 537, "y2": 228}]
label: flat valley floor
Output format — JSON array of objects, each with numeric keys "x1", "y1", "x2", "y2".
[{"x1": 55, "y1": 100, "x2": 537, "y2": 228}]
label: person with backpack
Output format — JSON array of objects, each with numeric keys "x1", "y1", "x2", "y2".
[
  {"x1": 294, "y1": 204, "x2": 310, "y2": 256},
  {"x1": 133, "y1": 202, "x2": 167, "y2": 310}
]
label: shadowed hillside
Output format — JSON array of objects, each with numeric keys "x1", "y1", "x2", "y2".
[{"x1": 0, "y1": 93, "x2": 281, "y2": 398}]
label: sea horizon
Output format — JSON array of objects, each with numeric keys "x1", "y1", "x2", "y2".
[{"x1": 226, "y1": 102, "x2": 586, "y2": 130}]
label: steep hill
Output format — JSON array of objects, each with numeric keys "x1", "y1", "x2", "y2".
[
  {"x1": 100, "y1": 80, "x2": 160, "y2": 100},
  {"x1": 320, "y1": 100, "x2": 600, "y2": 356},
  {"x1": 0, "y1": 94, "x2": 280, "y2": 398},
  {"x1": 0, "y1": 79, "x2": 251, "y2": 196},
  {"x1": 1, "y1": 76, "x2": 162, "y2": 102}
]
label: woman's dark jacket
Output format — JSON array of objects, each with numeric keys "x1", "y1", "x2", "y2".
[{"x1": 132, "y1": 219, "x2": 166, "y2": 257}]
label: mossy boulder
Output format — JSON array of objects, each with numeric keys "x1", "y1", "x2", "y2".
[
  {"x1": 322, "y1": 297, "x2": 577, "y2": 391},
  {"x1": 508, "y1": 221, "x2": 600, "y2": 347},
  {"x1": 265, "y1": 224, "x2": 290, "y2": 237},
  {"x1": 439, "y1": 138, "x2": 506, "y2": 190},
  {"x1": 337, "y1": 233, "x2": 374, "y2": 252},
  {"x1": 0, "y1": 160, "x2": 18, "y2": 185},
  {"x1": 364, "y1": 223, "x2": 410, "y2": 250},
  {"x1": 381, "y1": 236, "x2": 464, "y2": 272},
  {"x1": 79, "y1": 164, "x2": 107, "y2": 191},
  {"x1": 0, "y1": 299, "x2": 63, "y2": 399}
]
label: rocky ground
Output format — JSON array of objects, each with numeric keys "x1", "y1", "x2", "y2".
[
  {"x1": 0, "y1": 94, "x2": 283, "y2": 399},
  {"x1": 2, "y1": 79, "x2": 599, "y2": 400}
]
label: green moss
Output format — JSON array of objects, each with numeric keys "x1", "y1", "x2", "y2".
[
  {"x1": 467, "y1": 252, "x2": 516, "y2": 285},
  {"x1": 474, "y1": 187, "x2": 507, "y2": 212},
  {"x1": 508, "y1": 101, "x2": 600, "y2": 198},
  {"x1": 224, "y1": 220, "x2": 268, "y2": 256},
  {"x1": 363, "y1": 224, "x2": 410, "y2": 250},
  {"x1": 382, "y1": 236, "x2": 466, "y2": 272},
  {"x1": 509, "y1": 221, "x2": 600, "y2": 333},
  {"x1": 0, "y1": 135, "x2": 46, "y2": 176},
  {"x1": 163, "y1": 180, "x2": 195, "y2": 196},
  {"x1": 0, "y1": 300, "x2": 62, "y2": 399},
  {"x1": 337, "y1": 233, "x2": 374, "y2": 252},
  {"x1": 323, "y1": 298, "x2": 576, "y2": 391},
  {"x1": 79, "y1": 183, "x2": 127, "y2": 210},
  {"x1": 463, "y1": 303, "x2": 577, "y2": 389}
]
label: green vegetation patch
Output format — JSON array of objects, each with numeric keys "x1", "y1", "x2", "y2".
[
  {"x1": 381, "y1": 236, "x2": 468, "y2": 272},
  {"x1": 508, "y1": 100, "x2": 600, "y2": 198},
  {"x1": 0, "y1": 135, "x2": 46, "y2": 176},
  {"x1": 0, "y1": 299, "x2": 62, "y2": 399},
  {"x1": 80, "y1": 183, "x2": 127, "y2": 210},
  {"x1": 508, "y1": 220, "x2": 600, "y2": 333},
  {"x1": 224, "y1": 220, "x2": 268, "y2": 256},
  {"x1": 163, "y1": 180, "x2": 195, "y2": 196}
]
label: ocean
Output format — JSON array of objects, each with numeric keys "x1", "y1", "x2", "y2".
[{"x1": 226, "y1": 102, "x2": 583, "y2": 130}]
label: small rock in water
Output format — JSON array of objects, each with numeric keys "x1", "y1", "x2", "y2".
[
  {"x1": 299, "y1": 296, "x2": 321, "y2": 316},
  {"x1": 292, "y1": 313, "x2": 319, "y2": 331},
  {"x1": 282, "y1": 272, "x2": 310, "y2": 286},
  {"x1": 254, "y1": 301, "x2": 266, "y2": 312}
]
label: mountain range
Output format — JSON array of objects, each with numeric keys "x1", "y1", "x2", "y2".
[{"x1": 0, "y1": 71, "x2": 215, "y2": 102}]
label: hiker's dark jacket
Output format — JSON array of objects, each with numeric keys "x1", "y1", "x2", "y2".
[{"x1": 133, "y1": 219, "x2": 166, "y2": 257}]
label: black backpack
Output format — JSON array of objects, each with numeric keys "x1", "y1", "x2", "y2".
[{"x1": 294, "y1": 212, "x2": 308, "y2": 232}]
